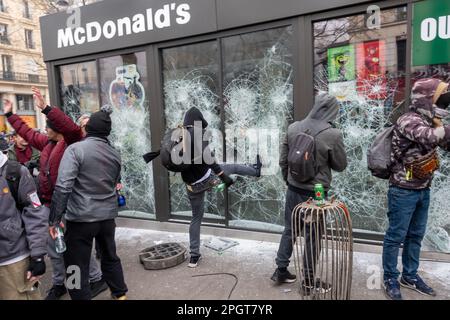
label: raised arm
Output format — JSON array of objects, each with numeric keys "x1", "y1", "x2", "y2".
[
  {"x1": 3, "y1": 99, "x2": 48, "y2": 151},
  {"x1": 33, "y1": 87, "x2": 83, "y2": 146}
]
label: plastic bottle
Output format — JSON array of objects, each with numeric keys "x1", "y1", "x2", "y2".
[
  {"x1": 213, "y1": 175, "x2": 237, "y2": 192},
  {"x1": 118, "y1": 191, "x2": 126, "y2": 207},
  {"x1": 55, "y1": 226, "x2": 66, "y2": 254}
]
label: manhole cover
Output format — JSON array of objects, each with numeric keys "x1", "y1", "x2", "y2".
[{"x1": 139, "y1": 243, "x2": 187, "y2": 270}]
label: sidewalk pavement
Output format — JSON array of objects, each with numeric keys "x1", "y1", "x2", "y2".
[{"x1": 39, "y1": 227, "x2": 450, "y2": 300}]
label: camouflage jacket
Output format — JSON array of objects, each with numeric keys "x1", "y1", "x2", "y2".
[{"x1": 390, "y1": 78, "x2": 450, "y2": 189}]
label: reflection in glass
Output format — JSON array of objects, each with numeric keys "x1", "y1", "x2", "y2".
[
  {"x1": 59, "y1": 61, "x2": 99, "y2": 121},
  {"x1": 99, "y1": 52, "x2": 155, "y2": 218}
]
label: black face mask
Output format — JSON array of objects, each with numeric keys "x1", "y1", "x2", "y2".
[{"x1": 436, "y1": 91, "x2": 450, "y2": 109}]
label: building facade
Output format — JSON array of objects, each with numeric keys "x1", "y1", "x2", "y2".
[
  {"x1": 40, "y1": 0, "x2": 450, "y2": 253},
  {"x1": 0, "y1": 0, "x2": 49, "y2": 132}
]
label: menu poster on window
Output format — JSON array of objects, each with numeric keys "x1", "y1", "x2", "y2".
[
  {"x1": 19, "y1": 116, "x2": 37, "y2": 129},
  {"x1": 328, "y1": 80, "x2": 358, "y2": 102},
  {"x1": 327, "y1": 45, "x2": 356, "y2": 82},
  {"x1": 356, "y1": 40, "x2": 387, "y2": 100}
]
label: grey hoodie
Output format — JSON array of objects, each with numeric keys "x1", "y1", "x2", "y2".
[
  {"x1": 0, "y1": 155, "x2": 48, "y2": 265},
  {"x1": 280, "y1": 94, "x2": 347, "y2": 192}
]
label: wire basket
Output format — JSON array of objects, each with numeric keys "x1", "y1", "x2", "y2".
[{"x1": 292, "y1": 196, "x2": 353, "y2": 300}]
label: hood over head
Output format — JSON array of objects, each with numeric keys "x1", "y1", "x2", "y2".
[
  {"x1": 306, "y1": 93, "x2": 340, "y2": 124},
  {"x1": 410, "y1": 78, "x2": 449, "y2": 120},
  {"x1": 183, "y1": 107, "x2": 208, "y2": 128}
]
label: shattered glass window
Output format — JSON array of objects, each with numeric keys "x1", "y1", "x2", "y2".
[
  {"x1": 99, "y1": 52, "x2": 155, "y2": 218},
  {"x1": 223, "y1": 27, "x2": 293, "y2": 231},
  {"x1": 314, "y1": 9, "x2": 411, "y2": 242},
  {"x1": 59, "y1": 61, "x2": 99, "y2": 121},
  {"x1": 162, "y1": 41, "x2": 225, "y2": 221}
]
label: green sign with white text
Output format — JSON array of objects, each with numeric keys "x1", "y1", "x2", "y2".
[{"x1": 413, "y1": 0, "x2": 450, "y2": 66}]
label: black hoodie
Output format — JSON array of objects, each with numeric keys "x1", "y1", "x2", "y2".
[{"x1": 181, "y1": 107, "x2": 222, "y2": 184}]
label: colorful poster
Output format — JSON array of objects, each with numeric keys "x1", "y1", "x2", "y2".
[
  {"x1": 327, "y1": 45, "x2": 356, "y2": 82},
  {"x1": 19, "y1": 115, "x2": 36, "y2": 129},
  {"x1": 109, "y1": 64, "x2": 145, "y2": 109},
  {"x1": 356, "y1": 40, "x2": 387, "y2": 100}
]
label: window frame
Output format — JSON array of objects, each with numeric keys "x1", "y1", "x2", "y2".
[{"x1": 25, "y1": 29, "x2": 34, "y2": 49}]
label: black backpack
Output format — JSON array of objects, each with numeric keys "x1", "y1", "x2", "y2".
[
  {"x1": 5, "y1": 160, "x2": 25, "y2": 211},
  {"x1": 288, "y1": 123, "x2": 330, "y2": 183},
  {"x1": 160, "y1": 126, "x2": 192, "y2": 172}
]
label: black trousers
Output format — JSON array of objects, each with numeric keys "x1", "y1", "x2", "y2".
[{"x1": 64, "y1": 219, "x2": 128, "y2": 300}]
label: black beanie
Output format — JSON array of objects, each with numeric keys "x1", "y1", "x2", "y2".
[
  {"x1": 86, "y1": 105, "x2": 112, "y2": 137},
  {"x1": 46, "y1": 119, "x2": 60, "y2": 133}
]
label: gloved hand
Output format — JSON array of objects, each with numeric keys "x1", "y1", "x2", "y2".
[
  {"x1": 219, "y1": 173, "x2": 234, "y2": 187},
  {"x1": 27, "y1": 256, "x2": 46, "y2": 278}
]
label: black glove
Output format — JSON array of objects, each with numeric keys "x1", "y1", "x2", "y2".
[
  {"x1": 219, "y1": 173, "x2": 234, "y2": 187},
  {"x1": 28, "y1": 256, "x2": 46, "y2": 277}
]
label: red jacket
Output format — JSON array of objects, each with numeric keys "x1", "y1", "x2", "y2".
[{"x1": 7, "y1": 107, "x2": 83, "y2": 205}]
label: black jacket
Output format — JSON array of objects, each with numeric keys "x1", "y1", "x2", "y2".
[{"x1": 180, "y1": 107, "x2": 222, "y2": 184}]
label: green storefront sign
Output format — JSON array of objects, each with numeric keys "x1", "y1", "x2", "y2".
[{"x1": 413, "y1": 0, "x2": 450, "y2": 66}]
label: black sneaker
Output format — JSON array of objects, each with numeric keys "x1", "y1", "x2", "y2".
[
  {"x1": 384, "y1": 278, "x2": 402, "y2": 300},
  {"x1": 188, "y1": 255, "x2": 201, "y2": 268},
  {"x1": 270, "y1": 268, "x2": 297, "y2": 284},
  {"x1": 400, "y1": 275, "x2": 437, "y2": 297},
  {"x1": 45, "y1": 284, "x2": 67, "y2": 300},
  {"x1": 302, "y1": 279, "x2": 332, "y2": 295},
  {"x1": 90, "y1": 279, "x2": 108, "y2": 298}
]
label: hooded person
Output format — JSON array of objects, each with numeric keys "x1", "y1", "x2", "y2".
[
  {"x1": 49, "y1": 106, "x2": 128, "y2": 300},
  {"x1": 180, "y1": 107, "x2": 262, "y2": 268},
  {"x1": 383, "y1": 78, "x2": 450, "y2": 300},
  {"x1": 272, "y1": 93, "x2": 347, "y2": 291}
]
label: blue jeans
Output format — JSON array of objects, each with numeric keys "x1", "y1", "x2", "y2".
[{"x1": 382, "y1": 186, "x2": 430, "y2": 281}]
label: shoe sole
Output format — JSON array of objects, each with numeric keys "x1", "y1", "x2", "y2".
[
  {"x1": 400, "y1": 280, "x2": 436, "y2": 297},
  {"x1": 270, "y1": 277, "x2": 296, "y2": 284}
]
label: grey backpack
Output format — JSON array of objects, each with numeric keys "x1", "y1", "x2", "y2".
[
  {"x1": 367, "y1": 126, "x2": 395, "y2": 179},
  {"x1": 288, "y1": 123, "x2": 330, "y2": 183}
]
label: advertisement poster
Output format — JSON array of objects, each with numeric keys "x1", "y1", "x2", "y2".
[
  {"x1": 327, "y1": 45, "x2": 356, "y2": 82},
  {"x1": 356, "y1": 40, "x2": 387, "y2": 100},
  {"x1": 19, "y1": 115, "x2": 36, "y2": 129},
  {"x1": 109, "y1": 64, "x2": 145, "y2": 109}
]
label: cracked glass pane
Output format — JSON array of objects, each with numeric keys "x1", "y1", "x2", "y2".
[
  {"x1": 59, "y1": 61, "x2": 99, "y2": 120},
  {"x1": 313, "y1": 7, "x2": 450, "y2": 253},
  {"x1": 99, "y1": 52, "x2": 155, "y2": 218},
  {"x1": 162, "y1": 41, "x2": 225, "y2": 220},
  {"x1": 223, "y1": 27, "x2": 293, "y2": 230}
]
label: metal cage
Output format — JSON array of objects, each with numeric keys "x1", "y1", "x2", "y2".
[{"x1": 292, "y1": 197, "x2": 353, "y2": 300}]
